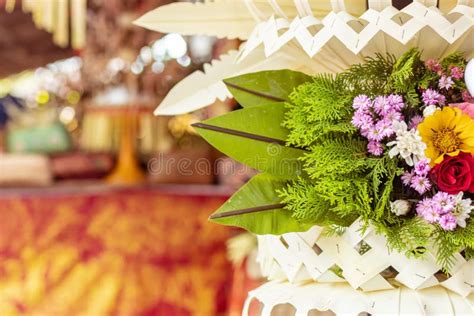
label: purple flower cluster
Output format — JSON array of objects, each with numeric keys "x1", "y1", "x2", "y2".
[
  {"x1": 401, "y1": 158, "x2": 431, "y2": 194},
  {"x1": 422, "y1": 89, "x2": 446, "y2": 106},
  {"x1": 351, "y1": 94, "x2": 405, "y2": 156},
  {"x1": 416, "y1": 192, "x2": 458, "y2": 231}
]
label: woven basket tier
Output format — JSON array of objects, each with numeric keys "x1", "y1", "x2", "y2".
[
  {"x1": 244, "y1": 281, "x2": 474, "y2": 316},
  {"x1": 239, "y1": 1, "x2": 474, "y2": 61},
  {"x1": 256, "y1": 219, "x2": 473, "y2": 298}
]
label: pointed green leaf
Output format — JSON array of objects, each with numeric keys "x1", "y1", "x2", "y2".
[
  {"x1": 193, "y1": 103, "x2": 305, "y2": 179},
  {"x1": 224, "y1": 70, "x2": 312, "y2": 108},
  {"x1": 210, "y1": 173, "x2": 312, "y2": 234}
]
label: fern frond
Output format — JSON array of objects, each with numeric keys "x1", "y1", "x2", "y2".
[{"x1": 341, "y1": 53, "x2": 396, "y2": 95}]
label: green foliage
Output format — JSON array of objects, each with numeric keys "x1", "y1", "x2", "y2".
[
  {"x1": 387, "y1": 48, "x2": 425, "y2": 107},
  {"x1": 281, "y1": 55, "x2": 399, "y2": 227},
  {"x1": 210, "y1": 173, "x2": 313, "y2": 234},
  {"x1": 433, "y1": 223, "x2": 474, "y2": 272},
  {"x1": 464, "y1": 247, "x2": 474, "y2": 261},
  {"x1": 277, "y1": 178, "x2": 329, "y2": 223},
  {"x1": 284, "y1": 74, "x2": 356, "y2": 148},
  {"x1": 440, "y1": 52, "x2": 466, "y2": 69},
  {"x1": 278, "y1": 178, "x2": 356, "y2": 226},
  {"x1": 194, "y1": 103, "x2": 305, "y2": 179},
  {"x1": 340, "y1": 52, "x2": 396, "y2": 96},
  {"x1": 315, "y1": 178, "x2": 372, "y2": 220},
  {"x1": 368, "y1": 154, "x2": 391, "y2": 198},
  {"x1": 369, "y1": 154, "x2": 403, "y2": 221},
  {"x1": 389, "y1": 49, "x2": 421, "y2": 89},
  {"x1": 329, "y1": 265, "x2": 344, "y2": 279},
  {"x1": 223, "y1": 70, "x2": 312, "y2": 108},
  {"x1": 322, "y1": 224, "x2": 347, "y2": 237},
  {"x1": 303, "y1": 138, "x2": 370, "y2": 179},
  {"x1": 418, "y1": 71, "x2": 438, "y2": 90},
  {"x1": 373, "y1": 217, "x2": 432, "y2": 259}
]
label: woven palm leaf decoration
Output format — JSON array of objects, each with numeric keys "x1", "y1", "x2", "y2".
[
  {"x1": 136, "y1": 0, "x2": 473, "y2": 115},
  {"x1": 136, "y1": 1, "x2": 474, "y2": 315}
]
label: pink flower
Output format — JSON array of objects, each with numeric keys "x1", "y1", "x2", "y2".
[
  {"x1": 432, "y1": 192, "x2": 456, "y2": 214},
  {"x1": 425, "y1": 59, "x2": 441, "y2": 73},
  {"x1": 422, "y1": 89, "x2": 444, "y2": 106},
  {"x1": 375, "y1": 119, "x2": 394, "y2": 138},
  {"x1": 439, "y1": 75, "x2": 454, "y2": 90},
  {"x1": 401, "y1": 170, "x2": 415, "y2": 186},
  {"x1": 450, "y1": 102, "x2": 474, "y2": 120},
  {"x1": 414, "y1": 158, "x2": 430, "y2": 176},
  {"x1": 439, "y1": 213, "x2": 457, "y2": 231},
  {"x1": 408, "y1": 115, "x2": 424, "y2": 129},
  {"x1": 387, "y1": 94, "x2": 405, "y2": 111},
  {"x1": 360, "y1": 128, "x2": 370, "y2": 138},
  {"x1": 351, "y1": 110, "x2": 374, "y2": 130},
  {"x1": 411, "y1": 175, "x2": 431, "y2": 194},
  {"x1": 367, "y1": 126, "x2": 383, "y2": 141},
  {"x1": 373, "y1": 96, "x2": 391, "y2": 115},
  {"x1": 423, "y1": 207, "x2": 441, "y2": 224},
  {"x1": 367, "y1": 140, "x2": 383, "y2": 156},
  {"x1": 416, "y1": 198, "x2": 432, "y2": 215},
  {"x1": 416, "y1": 198, "x2": 440, "y2": 223},
  {"x1": 416, "y1": 193, "x2": 462, "y2": 230},
  {"x1": 353, "y1": 94, "x2": 372, "y2": 111},
  {"x1": 438, "y1": 94, "x2": 446, "y2": 106},
  {"x1": 462, "y1": 90, "x2": 473, "y2": 102},
  {"x1": 384, "y1": 110, "x2": 404, "y2": 123},
  {"x1": 450, "y1": 66, "x2": 464, "y2": 80}
]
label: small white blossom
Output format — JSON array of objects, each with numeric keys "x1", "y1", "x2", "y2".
[
  {"x1": 387, "y1": 121, "x2": 427, "y2": 166},
  {"x1": 423, "y1": 105, "x2": 439, "y2": 117},
  {"x1": 390, "y1": 200, "x2": 411, "y2": 216},
  {"x1": 453, "y1": 192, "x2": 473, "y2": 228}
]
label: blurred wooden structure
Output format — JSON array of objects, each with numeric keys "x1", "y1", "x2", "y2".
[{"x1": 0, "y1": 7, "x2": 74, "y2": 78}]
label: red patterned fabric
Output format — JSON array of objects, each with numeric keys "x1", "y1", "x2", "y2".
[{"x1": 0, "y1": 186, "x2": 232, "y2": 315}]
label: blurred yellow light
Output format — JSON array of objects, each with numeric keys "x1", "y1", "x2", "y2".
[
  {"x1": 60, "y1": 106, "x2": 76, "y2": 124},
  {"x1": 67, "y1": 90, "x2": 81, "y2": 105},
  {"x1": 36, "y1": 90, "x2": 50, "y2": 105}
]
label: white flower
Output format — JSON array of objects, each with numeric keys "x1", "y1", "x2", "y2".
[
  {"x1": 453, "y1": 192, "x2": 473, "y2": 228},
  {"x1": 423, "y1": 105, "x2": 439, "y2": 117},
  {"x1": 387, "y1": 121, "x2": 427, "y2": 166},
  {"x1": 390, "y1": 200, "x2": 411, "y2": 216}
]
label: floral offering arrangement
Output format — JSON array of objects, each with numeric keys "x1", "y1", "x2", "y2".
[{"x1": 194, "y1": 49, "x2": 474, "y2": 272}]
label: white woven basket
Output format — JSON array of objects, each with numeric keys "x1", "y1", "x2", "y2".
[
  {"x1": 239, "y1": 1, "x2": 474, "y2": 61},
  {"x1": 256, "y1": 219, "x2": 473, "y2": 297},
  {"x1": 244, "y1": 281, "x2": 474, "y2": 316}
]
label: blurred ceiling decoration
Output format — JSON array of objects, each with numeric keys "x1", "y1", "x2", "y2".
[
  {"x1": 0, "y1": 7, "x2": 74, "y2": 78},
  {"x1": 80, "y1": 0, "x2": 190, "y2": 101},
  {"x1": 1, "y1": 0, "x2": 87, "y2": 49}
]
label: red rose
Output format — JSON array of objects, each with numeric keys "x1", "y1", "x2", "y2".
[{"x1": 431, "y1": 152, "x2": 474, "y2": 194}]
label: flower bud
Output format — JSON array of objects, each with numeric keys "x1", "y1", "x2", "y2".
[{"x1": 390, "y1": 200, "x2": 411, "y2": 216}]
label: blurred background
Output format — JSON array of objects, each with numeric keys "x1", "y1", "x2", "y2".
[{"x1": 0, "y1": 1, "x2": 262, "y2": 315}]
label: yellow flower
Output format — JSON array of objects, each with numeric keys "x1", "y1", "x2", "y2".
[{"x1": 417, "y1": 107, "x2": 474, "y2": 166}]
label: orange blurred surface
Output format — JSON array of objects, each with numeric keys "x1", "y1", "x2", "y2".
[{"x1": 0, "y1": 185, "x2": 233, "y2": 316}]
